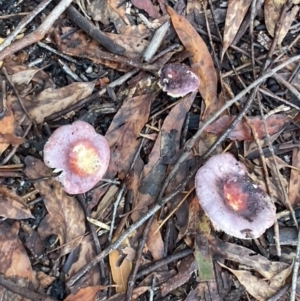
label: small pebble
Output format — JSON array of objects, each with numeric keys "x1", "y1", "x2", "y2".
[{"x1": 85, "y1": 66, "x2": 93, "y2": 74}]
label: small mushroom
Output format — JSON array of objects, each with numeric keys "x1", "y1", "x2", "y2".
[
  {"x1": 158, "y1": 63, "x2": 200, "y2": 97},
  {"x1": 43, "y1": 120, "x2": 110, "y2": 194},
  {"x1": 195, "y1": 153, "x2": 276, "y2": 239}
]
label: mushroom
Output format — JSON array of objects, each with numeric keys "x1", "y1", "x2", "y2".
[
  {"x1": 43, "y1": 120, "x2": 110, "y2": 194},
  {"x1": 195, "y1": 153, "x2": 276, "y2": 239},
  {"x1": 158, "y1": 63, "x2": 200, "y2": 97}
]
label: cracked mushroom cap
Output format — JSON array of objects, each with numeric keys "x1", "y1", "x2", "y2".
[
  {"x1": 195, "y1": 153, "x2": 276, "y2": 239},
  {"x1": 43, "y1": 120, "x2": 110, "y2": 194},
  {"x1": 158, "y1": 63, "x2": 200, "y2": 97}
]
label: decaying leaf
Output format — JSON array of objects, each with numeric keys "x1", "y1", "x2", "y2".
[
  {"x1": 90, "y1": 93, "x2": 153, "y2": 207},
  {"x1": 24, "y1": 156, "x2": 86, "y2": 257},
  {"x1": 0, "y1": 222, "x2": 33, "y2": 279},
  {"x1": 167, "y1": 6, "x2": 218, "y2": 114},
  {"x1": 161, "y1": 255, "x2": 197, "y2": 297},
  {"x1": 0, "y1": 105, "x2": 24, "y2": 155},
  {"x1": 0, "y1": 185, "x2": 33, "y2": 219},
  {"x1": 106, "y1": 94, "x2": 153, "y2": 180},
  {"x1": 64, "y1": 285, "x2": 106, "y2": 301},
  {"x1": 131, "y1": 0, "x2": 160, "y2": 18},
  {"x1": 218, "y1": 261, "x2": 292, "y2": 301},
  {"x1": 11, "y1": 68, "x2": 43, "y2": 86},
  {"x1": 265, "y1": 0, "x2": 299, "y2": 44},
  {"x1": 289, "y1": 148, "x2": 300, "y2": 207},
  {"x1": 87, "y1": 0, "x2": 129, "y2": 26},
  {"x1": 146, "y1": 216, "x2": 164, "y2": 260},
  {"x1": 67, "y1": 235, "x2": 101, "y2": 289},
  {"x1": 222, "y1": 0, "x2": 252, "y2": 59},
  {"x1": 109, "y1": 237, "x2": 135, "y2": 293},
  {"x1": 131, "y1": 93, "x2": 195, "y2": 222},
  {"x1": 3, "y1": 57, "x2": 53, "y2": 88},
  {"x1": 210, "y1": 237, "x2": 289, "y2": 280},
  {"x1": 105, "y1": 32, "x2": 149, "y2": 57},
  {"x1": 219, "y1": 262, "x2": 275, "y2": 301},
  {"x1": 205, "y1": 114, "x2": 290, "y2": 141},
  {"x1": 8, "y1": 81, "x2": 95, "y2": 124},
  {"x1": 59, "y1": 30, "x2": 148, "y2": 64},
  {"x1": 0, "y1": 222, "x2": 37, "y2": 301}
]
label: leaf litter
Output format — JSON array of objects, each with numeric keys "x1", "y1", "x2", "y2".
[{"x1": 0, "y1": 0, "x2": 299, "y2": 301}]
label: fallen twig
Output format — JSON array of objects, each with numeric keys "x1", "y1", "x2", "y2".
[
  {"x1": 0, "y1": 0, "x2": 73, "y2": 61},
  {"x1": 0, "y1": 0, "x2": 53, "y2": 53},
  {"x1": 62, "y1": 2, "x2": 125, "y2": 55},
  {"x1": 0, "y1": 274, "x2": 57, "y2": 301}
]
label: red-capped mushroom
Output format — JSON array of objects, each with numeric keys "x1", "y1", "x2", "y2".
[
  {"x1": 43, "y1": 120, "x2": 110, "y2": 194},
  {"x1": 195, "y1": 153, "x2": 276, "y2": 239},
  {"x1": 158, "y1": 63, "x2": 200, "y2": 97}
]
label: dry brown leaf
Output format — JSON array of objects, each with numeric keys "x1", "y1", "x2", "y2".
[
  {"x1": 0, "y1": 105, "x2": 23, "y2": 155},
  {"x1": 58, "y1": 31, "x2": 132, "y2": 71},
  {"x1": 67, "y1": 235, "x2": 100, "y2": 289},
  {"x1": 0, "y1": 222, "x2": 33, "y2": 279},
  {"x1": 289, "y1": 148, "x2": 300, "y2": 207},
  {"x1": 210, "y1": 237, "x2": 288, "y2": 280},
  {"x1": 8, "y1": 81, "x2": 94, "y2": 125},
  {"x1": 36, "y1": 271, "x2": 56, "y2": 288},
  {"x1": 109, "y1": 238, "x2": 134, "y2": 293},
  {"x1": 106, "y1": 94, "x2": 153, "y2": 180},
  {"x1": 11, "y1": 68, "x2": 42, "y2": 86},
  {"x1": 265, "y1": 0, "x2": 299, "y2": 44},
  {"x1": 161, "y1": 255, "x2": 197, "y2": 297},
  {"x1": 104, "y1": 32, "x2": 149, "y2": 58},
  {"x1": 146, "y1": 217, "x2": 164, "y2": 260},
  {"x1": 0, "y1": 185, "x2": 33, "y2": 219},
  {"x1": 90, "y1": 93, "x2": 154, "y2": 208},
  {"x1": 87, "y1": 0, "x2": 129, "y2": 26},
  {"x1": 222, "y1": 0, "x2": 252, "y2": 59},
  {"x1": 131, "y1": 94, "x2": 195, "y2": 222},
  {"x1": 219, "y1": 262, "x2": 275, "y2": 301},
  {"x1": 0, "y1": 133, "x2": 24, "y2": 145},
  {"x1": 218, "y1": 261, "x2": 292, "y2": 301},
  {"x1": 131, "y1": 0, "x2": 160, "y2": 18},
  {"x1": 178, "y1": 196, "x2": 200, "y2": 242},
  {"x1": 167, "y1": 6, "x2": 218, "y2": 114},
  {"x1": 105, "y1": 286, "x2": 150, "y2": 301},
  {"x1": 64, "y1": 285, "x2": 106, "y2": 301},
  {"x1": 3, "y1": 57, "x2": 53, "y2": 88},
  {"x1": 0, "y1": 222, "x2": 38, "y2": 301},
  {"x1": 205, "y1": 114, "x2": 290, "y2": 141},
  {"x1": 24, "y1": 156, "x2": 86, "y2": 257},
  {"x1": 119, "y1": 23, "x2": 151, "y2": 38},
  {"x1": 21, "y1": 222, "x2": 45, "y2": 259}
]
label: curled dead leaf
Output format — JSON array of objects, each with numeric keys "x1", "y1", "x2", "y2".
[{"x1": 205, "y1": 114, "x2": 290, "y2": 141}]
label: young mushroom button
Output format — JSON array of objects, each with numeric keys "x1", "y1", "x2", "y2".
[
  {"x1": 158, "y1": 63, "x2": 200, "y2": 97},
  {"x1": 195, "y1": 153, "x2": 276, "y2": 239},
  {"x1": 43, "y1": 120, "x2": 110, "y2": 194}
]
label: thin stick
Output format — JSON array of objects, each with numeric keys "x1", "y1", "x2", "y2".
[
  {"x1": 108, "y1": 184, "x2": 126, "y2": 242},
  {"x1": 125, "y1": 215, "x2": 155, "y2": 300},
  {"x1": 290, "y1": 227, "x2": 300, "y2": 301}
]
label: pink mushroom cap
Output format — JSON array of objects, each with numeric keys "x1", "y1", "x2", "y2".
[
  {"x1": 195, "y1": 153, "x2": 276, "y2": 239},
  {"x1": 43, "y1": 120, "x2": 110, "y2": 194},
  {"x1": 158, "y1": 63, "x2": 200, "y2": 97}
]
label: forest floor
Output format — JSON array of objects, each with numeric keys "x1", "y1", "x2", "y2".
[{"x1": 0, "y1": 0, "x2": 299, "y2": 300}]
